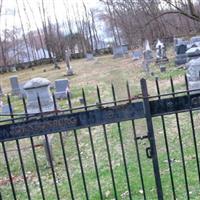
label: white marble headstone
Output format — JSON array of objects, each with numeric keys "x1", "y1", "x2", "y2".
[
  {"x1": 156, "y1": 39, "x2": 164, "y2": 59},
  {"x1": 23, "y1": 77, "x2": 54, "y2": 113},
  {"x1": 144, "y1": 40, "x2": 153, "y2": 61},
  {"x1": 187, "y1": 58, "x2": 200, "y2": 93},
  {"x1": 65, "y1": 50, "x2": 74, "y2": 76}
]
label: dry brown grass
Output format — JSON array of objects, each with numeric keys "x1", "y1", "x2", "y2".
[{"x1": 0, "y1": 55, "x2": 144, "y2": 94}]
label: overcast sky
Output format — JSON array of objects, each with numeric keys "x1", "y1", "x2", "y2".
[{"x1": 0, "y1": 0, "x2": 101, "y2": 32}]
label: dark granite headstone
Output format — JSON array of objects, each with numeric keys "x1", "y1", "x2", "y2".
[
  {"x1": 55, "y1": 79, "x2": 70, "y2": 99},
  {"x1": 175, "y1": 44, "x2": 187, "y2": 65},
  {"x1": 176, "y1": 44, "x2": 187, "y2": 55}
]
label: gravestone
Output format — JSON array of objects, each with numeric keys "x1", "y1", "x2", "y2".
[
  {"x1": 187, "y1": 58, "x2": 200, "y2": 94},
  {"x1": 132, "y1": 50, "x2": 142, "y2": 60},
  {"x1": 23, "y1": 77, "x2": 54, "y2": 113},
  {"x1": 113, "y1": 46, "x2": 124, "y2": 58},
  {"x1": 1, "y1": 104, "x2": 12, "y2": 114},
  {"x1": 156, "y1": 39, "x2": 168, "y2": 63},
  {"x1": 65, "y1": 50, "x2": 74, "y2": 76},
  {"x1": 175, "y1": 44, "x2": 187, "y2": 65},
  {"x1": 175, "y1": 38, "x2": 189, "y2": 54},
  {"x1": 144, "y1": 40, "x2": 153, "y2": 60},
  {"x1": 10, "y1": 76, "x2": 21, "y2": 96},
  {"x1": 174, "y1": 37, "x2": 180, "y2": 48},
  {"x1": 23, "y1": 77, "x2": 54, "y2": 166},
  {"x1": 143, "y1": 40, "x2": 153, "y2": 72},
  {"x1": 122, "y1": 45, "x2": 128, "y2": 54},
  {"x1": 186, "y1": 47, "x2": 200, "y2": 61},
  {"x1": 10, "y1": 65, "x2": 17, "y2": 72},
  {"x1": 54, "y1": 79, "x2": 70, "y2": 99},
  {"x1": 176, "y1": 44, "x2": 187, "y2": 54},
  {"x1": 0, "y1": 97, "x2": 13, "y2": 115},
  {"x1": 159, "y1": 65, "x2": 166, "y2": 72},
  {"x1": 86, "y1": 53, "x2": 94, "y2": 61}
]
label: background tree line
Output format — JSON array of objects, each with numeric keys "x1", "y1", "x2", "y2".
[
  {"x1": 0, "y1": 0, "x2": 200, "y2": 68},
  {"x1": 100, "y1": 0, "x2": 200, "y2": 47}
]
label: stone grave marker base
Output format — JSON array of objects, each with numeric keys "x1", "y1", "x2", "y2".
[{"x1": 189, "y1": 81, "x2": 200, "y2": 94}]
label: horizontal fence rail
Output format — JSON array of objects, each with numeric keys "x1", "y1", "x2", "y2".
[{"x1": 1, "y1": 93, "x2": 200, "y2": 142}]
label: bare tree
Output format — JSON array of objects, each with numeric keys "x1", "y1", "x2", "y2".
[
  {"x1": 26, "y1": 0, "x2": 46, "y2": 58},
  {"x1": 39, "y1": 0, "x2": 52, "y2": 60},
  {"x1": 83, "y1": 1, "x2": 94, "y2": 52},
  {"x1": 16, "y1": 0, "x2": 31, "y2": 63}
]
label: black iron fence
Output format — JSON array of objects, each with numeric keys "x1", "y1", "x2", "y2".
[{"x1": 1, "y1": 76, "x2": 200, "y2": 199}]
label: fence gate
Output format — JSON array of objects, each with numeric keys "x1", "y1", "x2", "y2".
[{"x1": 1, "y1": 77, "x2": 200, "y2": 200}]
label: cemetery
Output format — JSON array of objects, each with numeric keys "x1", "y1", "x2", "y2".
[
  {"x1": 1, "y1": 1, "x2": 200, "y2": 200},
  {"x1": 1, "y1": 41, "x2": 200, "y2": 199}
]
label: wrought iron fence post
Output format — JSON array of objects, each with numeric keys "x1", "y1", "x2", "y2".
[{"x1": 141, "y1": 78, "x2": 163, "y2": 200}]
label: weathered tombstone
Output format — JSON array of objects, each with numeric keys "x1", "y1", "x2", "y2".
[
  {"x1": 174, "y1": 37, "x2": 186, "y2": 47},
  {"x1": 156, "y1": 39, "x2": 168, "y2": 63},
  {"x1": 54, "y1": 79, "x2": 70, "y2": 99},
  {"x1": 65, "y1": 50, "x2": 74, "y2": 76},
  {"x1": 156, "y1": 40, "x2": 163, "y2": 59},
  {"x1": 10, "y1": 65, "x2": 17, "y2": 72},
  {"x1": 144, "y1": 40, "x2": 153, "y2": 60},
  {"x1": 86, "y1": 53, "x2": 94, "y2": 61},
  {"x1": 113, "y1": 46, "x2": 124, "y2": 58},
  {"x1": 177, "y1": 44, "x2": 187, "y2": 54},
  {"x1": 1, "y1": 104, "x2": 12, "y2": 114},
  {"x1": 159, "y1": 65, "x2": 166, "y2": 72},
  {"x1": 143, "y1": 40, "x2": 153, "y2": 72},
  {"x1": 132, "y1": 50, "x2": 142, "y2": 60},
  {"x1": 0, "y1": 97, "x2": 13, "y2": 115},
  {"x1": 186, "y1": 47, "x2": 200, "y2": 61},
  {"x1": 122, "y1": 45, "x2": 129, "y2": 54},
  {"x1": 10, "y1": 76, "x2": 21, "y2": 96},
  {"x1": 175, "y1": 38, "x2": 189, "y2": 53},
  {"x1": 79, "y1": 98, "x2": 84, "y2": 104},
  {"x1": 23, "y1": 77, "x2": 54, "y2": 113},
  {"x1": 174, "y1": 37, "x2": 179, "y2": 48},
  {"x1": 187, "y1": 58, "x2": 200, "y2": 94},
  {"x1": 23, "y1": 78, "x2": 54, "y2": 166},
  {"x1": 175, "y1": 44, "x2": 187, "y2": 66}
]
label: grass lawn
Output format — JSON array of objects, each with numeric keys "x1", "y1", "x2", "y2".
[{"x1": 1, "y1": 51, "x2": 200, "y2": 199}]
